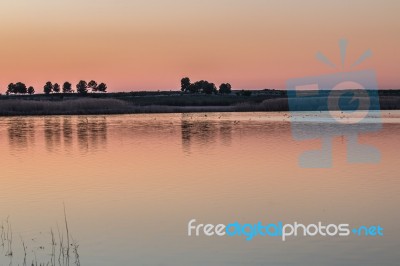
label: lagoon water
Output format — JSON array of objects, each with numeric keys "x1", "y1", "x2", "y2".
[{"x1": 0, "y1": 112, "x2": 399, "y2": 265}]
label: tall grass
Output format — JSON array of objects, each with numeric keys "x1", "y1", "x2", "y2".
[
  {"x1": 1, "y1": 206, "x2": 80, "y2": 266},
  {"x1": 0, "y1": 95, "x2": 399, "y2": 116},
  {"x1": 0, "y1": 98, "x2": 131, "y2": 115}
]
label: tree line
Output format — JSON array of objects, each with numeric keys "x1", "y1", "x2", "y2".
[
  {"x1": 6, "y1": 80, "x2": 107, "y2": 95},
  {"x1": 4, "y1": 77, "x2": 248, "y2": 96},
  {"x1": 181, "y1": 77, "x2": 232, "y2": 94}
]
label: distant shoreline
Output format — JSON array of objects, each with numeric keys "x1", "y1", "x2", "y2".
[{"x1": 0, "y1": 90, "x2": 399, "y2": 116}]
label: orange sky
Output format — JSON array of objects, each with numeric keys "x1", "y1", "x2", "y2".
[{"x1": 0, "y1": 0, "x2": 399, "y2": 92}]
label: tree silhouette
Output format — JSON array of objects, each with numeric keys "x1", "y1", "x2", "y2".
[
  {"x1": 203, "y1": 82, "x2": 217, "y2": 95},
  {"x1": 188, "y1": 83, "x2": 199, "y2": 93},
  {"x1": 44, "y1": 82, "x2": 53, "y2": 95},
  {"x1": 7, "y1": 82, "x2": 27, "y2": 94},
  {"x1": 76, "y1": 80, "x2": 88, "y2": 95},
  {"x1": 219, "y1": 83, "x2": 232, "y2": 94},
  {"x1": 4, "y1": 80, "x2": 106, "y2": 95},
  {"x1": 53, "y1": 83, "x2": 60, "y2": 93},
  {"x1": 16, "y1": 82, "x2": 27, "y2": 94},
  {"x1": 97, "y1": 83, "x2": 107, "y2": 93},
  {"x1": 88, "y1": 80, "x2": 98, "y2": 92},
  {"x1": 188, "y1": 80, "x2": 217, "y2": 94},
  {"x1": 27, "y1": 86, "x2": 35, "y2": 95},
  {"x1": 62, "y1": 82, "x2": 73, "y2": 93},
  {"x1": 181, "y1": 77, "x2": 191, "y2": 92},
  {"x1": 182, "y1": 78, "x2": 218, "y2": 94},
  {"x1": 7, "y1": 83, "x2": 16, "y2": 94}
]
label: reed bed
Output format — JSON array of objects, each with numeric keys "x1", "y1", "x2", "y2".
[
  {"x1": 1, "y1": 205, "x2": 80, "y2": 266},
  {"x1": 0, "y1": 96, "x2": 399, "y2": 116}
]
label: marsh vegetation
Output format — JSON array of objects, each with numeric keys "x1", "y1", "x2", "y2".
[
  {"x1": 0, "y1": 87, "x2": 399, "y2": 116},
  {"x1": 1, "y1": 205, "x2": 80, "y2": 266}
]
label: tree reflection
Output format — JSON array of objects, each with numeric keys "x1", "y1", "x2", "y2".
[
  {"x1": 77, "y1": 117, "x2": 107, "y2": 152},
  {"x1": 44, "y1": 117, "x2": 62, "y2": 152},
  {"x1": 63, "y1": 117, "x2": 73, "y2": 149},
  {"x1": 181, "y1": 114, "x2": 233, "y2": 153},
  {"x1": 7, "y1": 116, "x2": 108, "y2": 153},
  {"x1": 219, "y1": 120, "x2": 233, "y2": 146},
  {"x1": 7, "y1": 118, "x2": 35, "y2": 150}
]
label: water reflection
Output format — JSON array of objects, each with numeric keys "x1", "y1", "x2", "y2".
[
  {"x1": 290, "y1": 120, "x2": 382, "y2": 168},
  {"x1": 219, "y1": 121, "x2": 233, "y2": 146},
  {"x1": 0, "y1": 113, "x2": 399, "y2": 266},
  {"x1": 6, "y1": 116, "x2": 108, "y2": 153},
  {"x1": 44, "y1": 117, "x2": 62, "y2": 152},
  {"x1": 181, "y1": 114, "x2": 233, "y2": 153},
  {"x1": 77, "y1": 117, "x2": 107, "y2": 152},
  {"x1": 7, "y1": 118, "x2": 35, "y2": 150},
  {"x1": 63, "y1": 117, "x2": 73, "y2": 149}
]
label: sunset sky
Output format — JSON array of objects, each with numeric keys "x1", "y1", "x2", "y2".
[{"x1": 0, "y1": 0, "x2": 399, "y2": 92}]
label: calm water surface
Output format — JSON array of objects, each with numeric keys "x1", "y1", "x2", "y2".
[{"x1": 0, "y1": 112, "x2": 399, "y2": 265}]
